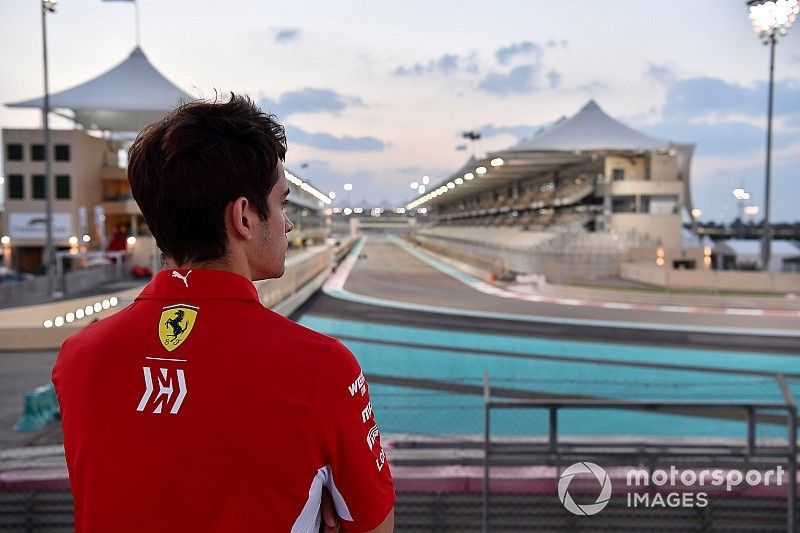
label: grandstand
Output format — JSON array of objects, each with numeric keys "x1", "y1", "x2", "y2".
[{"x1": 407, "y1": 100, "x2": 691, "y2": 282}]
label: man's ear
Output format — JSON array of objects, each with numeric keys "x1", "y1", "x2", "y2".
[{"x1": 229, "y1": 197, "x2": 253, "y2": 241}]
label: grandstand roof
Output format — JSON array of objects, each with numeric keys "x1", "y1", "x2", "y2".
[
  {"x1": 407, "y1": 100, "x2": 692, "y2": 211},
  {"x1": 508, "y1": 100, "x2": 669, "y2": 153},
  {"x1": 7, "y1": 47, "x2": 192, "y2": 132}
]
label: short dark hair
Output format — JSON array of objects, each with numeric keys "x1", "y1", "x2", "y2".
[{"x1": 128, "y1": 94, "x2": 286, "y2": 265}]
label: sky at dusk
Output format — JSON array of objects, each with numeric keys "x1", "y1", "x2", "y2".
[{"x1": 1, "y1": 0, "x2": 798, "y2": 222}]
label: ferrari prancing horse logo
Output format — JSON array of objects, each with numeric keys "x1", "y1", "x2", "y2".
[{"x1": 159, "y1": 304, "x2": 198, "y2": 352}]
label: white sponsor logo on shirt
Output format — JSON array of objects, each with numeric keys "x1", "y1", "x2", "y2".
[
  {"x1": 366, "y1": 424, "x2": 380, "y2": 449},
  {"x1": 171, "y1": 270, "x2": 193, "y2": 288},
  {"x1": 136, "y1": 366, "x2": 187, "y2": 414},
  {"x1": 347, "y1": 372, "x2": 366, "y2": 397},
  {"x1": 361, "y1": 401, "x2": 374, "y2": 423}
]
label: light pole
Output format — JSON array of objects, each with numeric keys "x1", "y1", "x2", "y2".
[
  {"x1": 732, "y1": 187, "x2": 751, "y2": 237},
  {"x1": 747, "y1": 0, "x2": 798, "y2": 270},
  {"x1": 41, "y1": 0, "x2": 57, "y2": 296}
]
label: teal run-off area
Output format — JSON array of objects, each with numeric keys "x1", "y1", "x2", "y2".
[{"x1": 299, "y1": 315, "x2": 800, "y2": 438}]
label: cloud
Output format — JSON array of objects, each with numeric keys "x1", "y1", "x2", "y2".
[
  {"x1": 495, "y1": 41, "x2": 541, "y2": 65},
  {"x1": 576, "y1": 80, "x2": 608, "y2": 93},
  {"x1": 661, "y1": 76, "x2": 800, "y2": 119},
  {"x1": 644, "y1": 120, "x2": 794, "y2": 156},
  {"x1": 274, "y1": 28, "x2": 300, "y2": 43},
  {"x1": 646, "y1": 63, "x2": 677, "y2": 85},
  {"x1": 289, "y1": 159, "x2": 377, "y2": 199},
  {"x1": 477, "y1": 123, "x2": 543, "y2": 139},
  {"x1": 393, "y1": 53, "x2": 476, "y2": 76},
  {"x1": 259, "y1": 88, "x2": 364, "y2": 117},
  {"x1": 547, "y1": 70, "x2": 561, "y2": 89},
  {"x1": 285, "y1": 124, "x2": 387, "y2": 152},
  {"x1": 545, "y1": 38, "x2": 568, "y2": 49},
  {"x1": 477, "y1": 64, "x2": 543, "y2": 94}
]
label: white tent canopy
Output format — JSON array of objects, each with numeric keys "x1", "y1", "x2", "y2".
[
  {"x1": 7, "y1": 47, "x2": 192, "y2": 132},
  {"x1": 509, "y1": 100, "x2": 669, "y2": 152}
]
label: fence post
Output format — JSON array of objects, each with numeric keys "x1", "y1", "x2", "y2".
[
  {"x1": 746, "y1": 406, "x2": 755, "y2": 456},
  {"x1": 483, "y1": 371, "x2": 490, "y2": 533},
  {"x1": 549, "y1": 406, "x2": 558, "y2": 455}
]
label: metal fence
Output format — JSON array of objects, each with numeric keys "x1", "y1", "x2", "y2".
[{"x1": 482, "y1": 373, "x2": 798, "y2": 532}]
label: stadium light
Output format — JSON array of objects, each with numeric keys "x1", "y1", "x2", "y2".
[
  {"x1": 41, "y1": 0, "x2": 58, "y2": 296},
  {"x1": 343, "y1": 183, "x2": 353, "y2": 191},
  {"x1": 490, "y1": 157, "x2": 504, "y2": 167},
  {"x1": 410, "y1": 181, "x2": 419, "y2": 189},
  {"x1": 422, "y1": 175, "x2": 430, "y2": 185},
  {"x1": 747, "y1": 0, "x2": 798, "y2": 270}
]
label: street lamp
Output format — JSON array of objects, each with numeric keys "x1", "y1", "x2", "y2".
[
  {"x1": 746, "y1": 0, "x2": 798, "y2": 270},
  {"x1": 41, "y1": 0, "x2": 57, "y2": 295},
  {"x1": 732, "y1": 186, "x2": 751, "y2": 236}
]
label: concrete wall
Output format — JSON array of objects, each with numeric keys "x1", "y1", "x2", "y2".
[
  {"x1": 611, "y1": 214, "x2": 682, "y2": 248},
  {"x1": 649, "y1": 152, "x2": 679, "y2": 182},
  {"x1": 609, "y1": 180, "x2": 683, "y2": 198},
  {"x1": 415, "y1": 234, "x2": 621, "y2": 283},
  {"x1": 605, "y1": 155, "x2": 646, "y2": 181},
  {"x1": 620, "y1": 262, "x2": 800, "y2": 294},
  {"x1": 0, "y1": 246, "x2": 334, "y2": 351}
]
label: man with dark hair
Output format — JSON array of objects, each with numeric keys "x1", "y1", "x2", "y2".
[{"x1": 52, "y1": 95, "x2": 395, "y2": 532}]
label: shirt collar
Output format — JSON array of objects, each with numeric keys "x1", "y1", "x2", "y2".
[{"x1": 136, "y1": 268, "x2": 260, "y2": 303}]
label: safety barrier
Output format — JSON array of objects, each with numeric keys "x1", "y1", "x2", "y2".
[
  {"x1": 481, "y1": 373, "x2": 798, "y2": 533},
  {"x1": 14, "y1": 383, "x2": 59, "y2": 432}
]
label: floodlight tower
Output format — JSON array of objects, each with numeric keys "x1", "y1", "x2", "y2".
[
  {"x1": 42, "y1": 0, "x2": 57, "y2": 295},
  {"x1": 746, "y1": 0, "x2": 798, "y2": 270}
]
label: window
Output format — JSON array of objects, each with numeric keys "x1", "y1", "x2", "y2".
[
  {"x1": 612, "y1": 168, "x2": 625, "y2": 181},
  {"x1": 648, "y1": 195, "x2": 678, "y2": 215},
  {"x1": 8, "y1": 174, "x2": 24, "y2": 199},
  {"x1": 6, "y1": 143, "x2": 23, "y2": 161},
  {"x1": 612, "y1": 196, "x2": 636, "y2": 213},
  {"x1": 32, "y1": 175, "x2": 46, "y2": 199},
  {"x1": 56, "y1": 175, "x2": 71, "y2": 199},
  {"x1": 31, "y1": 144, "x2": 45, "y2": 161},
  {"x1": 55, "y1": 144, "x2": 70, "y2": 162}
]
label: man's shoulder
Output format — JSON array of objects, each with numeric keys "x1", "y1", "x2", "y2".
[
  {"x1": 59, "y1": 302, "x2": 137, "y2": 352},
  {"x1": 264, "y1": 310, "x2": 341, "y2": 350}
]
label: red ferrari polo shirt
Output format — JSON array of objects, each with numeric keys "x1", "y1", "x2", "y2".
[{"x1": 52, "y1": 268, "x2": 394, "y2": 532}]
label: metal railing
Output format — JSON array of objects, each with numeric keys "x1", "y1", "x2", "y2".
[{"x1": 482, "y1": 372, "x2": 798, "y2": 532}]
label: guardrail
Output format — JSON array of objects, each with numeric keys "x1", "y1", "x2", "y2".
[{"x1": 481, "y1": 373, "x2": 798, "y2": 532}]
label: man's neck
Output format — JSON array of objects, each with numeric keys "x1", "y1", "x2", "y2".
[{"x1": 162, "y1": 257, "x2": 252, "y2": 281}]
